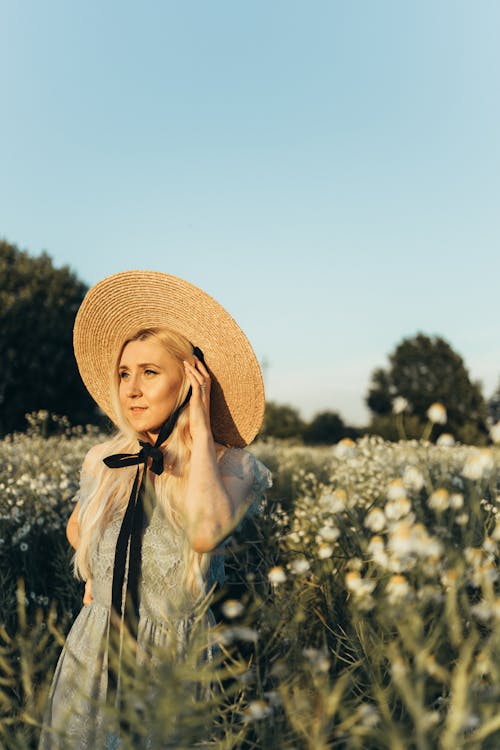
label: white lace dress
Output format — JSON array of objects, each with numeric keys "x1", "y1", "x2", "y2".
[{"x1": 38, "y1": 448, "x2": 272, "y2": 749}]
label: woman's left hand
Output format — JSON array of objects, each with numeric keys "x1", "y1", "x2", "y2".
[{"x1": 183, "y1": 356, "x2": 212, "y2": 441}]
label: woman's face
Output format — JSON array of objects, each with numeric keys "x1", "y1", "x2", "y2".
[{"x1": 118, "y1": 338, "x2": 185, "y2": 441}]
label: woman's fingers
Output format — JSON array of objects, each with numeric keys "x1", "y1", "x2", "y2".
[
  {"x1": 184, "y1": 358, "x2": 211, "y2": 399},
  {"x1": 183, "y1": 358, "x2": 212, "y2": 438}
]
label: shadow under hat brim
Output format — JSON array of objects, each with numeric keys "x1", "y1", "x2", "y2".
[{"x1": 73, "y1": 270, "x2": 265, "y2": 447}]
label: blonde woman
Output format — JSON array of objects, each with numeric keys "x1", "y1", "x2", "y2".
[{"x1": 39, "y1": 271, "x2": 271, "y2": 749}]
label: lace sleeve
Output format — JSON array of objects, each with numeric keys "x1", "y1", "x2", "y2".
[
  {"x1": 207, "y1": 448, "x2": 273, "y2": 590},
  {"x1": 76, "y1": 443, "x2": 108, "y2": 511},
  {"x1": 218, "y1": 447, "x2": 273, "y2": 517}
]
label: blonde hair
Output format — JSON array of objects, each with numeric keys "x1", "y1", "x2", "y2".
[{"x1": 74, "y1": 327, "x2": 210, "y2": 597}]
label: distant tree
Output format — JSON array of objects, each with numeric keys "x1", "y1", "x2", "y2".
[
  {"x1": 488, "y1": 379, "x2": 500, "y2": 424},
  {"x1": 366, "y1": 333, "x2": 488, "y2": 444},
  {"x1": 259, "y1": 401, "x2": 305, "y2": 440},
  {"x1": 303, "y1": 411, "x2": 348, "y2": 445},
  {"x1": 0, "y1": 240, "x2": 98, "y2": 435}
]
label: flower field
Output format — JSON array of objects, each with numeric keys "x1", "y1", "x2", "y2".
[{"x1": 1, "y1": 422, "x2": 499, "y2": 749}]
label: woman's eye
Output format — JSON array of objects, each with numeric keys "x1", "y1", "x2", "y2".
[
  {"x1": 144, "y1": 369, "x2": 158, "y2": 376},
  {"x1": 119, "y1": 371, "x2": 129, "y2": 380}
]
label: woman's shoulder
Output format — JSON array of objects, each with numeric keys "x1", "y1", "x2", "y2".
[
  {"x1": 217, "y1": 445, "x2": 273, "y2": 490},
  {"x1": 215, "y1": 446, "x2": 272, "y2": 520},
  {"x1": 81, "y1": 435, "x2": 129, "y2": 475}
]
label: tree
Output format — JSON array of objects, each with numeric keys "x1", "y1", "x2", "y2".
[
  {"x1": 303, "y1": 411, "x2": 352, "y2": 445},
  {"x1": 488, "y1": 379, "x2": 500, "y2": 424},
  {"x1": 0, "y1": 240, "x2": 98, "y2": 435},
  {"x1": 259, "y1": 401, "x2": 305, "y2": 440},
  {"x1": 366, "y1": 333, "x2": 488, "y2": 444}
]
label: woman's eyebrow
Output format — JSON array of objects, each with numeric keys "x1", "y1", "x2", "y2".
[{"x1": 119, "y1": 362, "x2": 161, "y2": 369}]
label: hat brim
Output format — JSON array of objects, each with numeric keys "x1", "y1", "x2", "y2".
[{"x1": 73, "y1": 270, "x2": 265, "y2": 447}]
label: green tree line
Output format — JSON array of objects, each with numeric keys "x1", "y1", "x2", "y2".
[{"x1": 1, "y1": 239, "x2": 498, "y2": 444}]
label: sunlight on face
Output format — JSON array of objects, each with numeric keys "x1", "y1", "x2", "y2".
[{"x1": 118, "y1": 339, "x2": 184, "y2": 441}]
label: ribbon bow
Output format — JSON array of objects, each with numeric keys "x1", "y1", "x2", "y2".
[{"x1": 104, "y1": 440, "x2": 165, "y2": 476}]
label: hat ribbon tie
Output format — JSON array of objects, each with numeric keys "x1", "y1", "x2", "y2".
[{"x1": 103, "y1": 441, "x2": 164, "y2": 476}]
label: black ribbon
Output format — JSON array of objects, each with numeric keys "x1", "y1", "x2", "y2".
[{"x1": 103, "y1": 345, "x2": 206, "y2": 624}]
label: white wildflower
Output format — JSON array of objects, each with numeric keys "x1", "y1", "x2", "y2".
[
  {"x1": 358, "y1": 704, "x2": 380, "y2": 728},
  {"x1": 318, "y1": 525, "x2": 340, "y2": 542},
  {"x1": 364, "y1": 508, "x2": 386, "y2": 532},
  {"x1": 345, "y1": 571, "x2": 376, "y2": 597},
  {"x1": 221, "y1": 599, "x2": 244, "y2": 619},
  {"x1": 392, "y1": 396, "x2": 408, "y2": 414},
  {"x1": 436, "y1": 433, "x2": 455, "y2": 447},
  {"x1": 290, "y1": 558, "x2": 310, "y2": 575},
  {"x1": 428, "y1": 488, "x2": 450, "y2": 512},
  {"x1": 403, "y1": 465, "x2": 425, "y2": 492},
  {"x1": 386, "y1": 574, "x2": 411, "y2": 602},
  {"x1": 367, "y1": 536, "x2": 389, "y2": 567},
  {"x1": 268, "y1": 566, "x2": 287, "y2": 585},
  {"x1": 318, "y1": 543, "x2": 334, "y2": 559},
  {"x1": 333, "y1": 439, "x2": 356, "y2": 458},
  {"x1": 490, "y1": 421, "x2": 500, "y2": 444},
  {"x1": 263, "y1": 691, "x2": 281, "y2": 707},
  {"x1": 244, "y1": 700, "x2": 272, "y2": 722},
  {"x1": 320, "y1": 489, "x2": 347, "y2": 513},
  {"x1": 427, "y1": 403, "x2": 447, "y2": 424},
  {"x1": 388, "y1": 521, "x2": 414, "y2": 556},
  {"x1": 385, "y1": 496, "x2": 412, "y2": 520},
  {"x1": 387, "y1": 479, "x2": 406, "y2": 500},
  {"x1": 218, "y1": 626, "x2": 258, "y2": 645},
  {"x1": 463, "y1": 450, "x2": 494, "y2": 480},
  {"x1": 303, "y1": 647, "x2": 330, "y2": 673},
  {"x1": 449, "y1": 492, "x2": 464, "y2": 509}
]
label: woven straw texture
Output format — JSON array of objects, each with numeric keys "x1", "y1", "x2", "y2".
[{"x1": 73, "y1": 271, "x2": 265, "y2": 447}]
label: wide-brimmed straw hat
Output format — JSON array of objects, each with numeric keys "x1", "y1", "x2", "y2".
[{"x1": 73, "y1": 270, "x2": 265, "y2": 447}]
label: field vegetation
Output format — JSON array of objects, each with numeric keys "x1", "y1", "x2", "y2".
[{"x1": 0, "y1": 413, "x2": 499, "y2": 749}]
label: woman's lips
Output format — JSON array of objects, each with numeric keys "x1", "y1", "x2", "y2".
[{"x1": 130, "y1": 406, "x2": 147, "y2": 414}]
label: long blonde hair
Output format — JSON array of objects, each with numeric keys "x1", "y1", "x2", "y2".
[{"x1": 74, "y1": 327, "x2": 211, "y2": 597}]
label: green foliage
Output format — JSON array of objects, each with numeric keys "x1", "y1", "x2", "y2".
[
  {"x1": 260, "y1": 403, "x2": 360, "y2": 445},
  {"x1": 303, "y1": 411, "x2": 359, "y2": 445},
  {"x1": 303, "y1": 411, "x2": 345, "y2": 445},
  {"x1": 260, "y1": 401, "x2": 305, "y2": 440},
  {"x1": 1, "y1": 431, "x2": 500, "y2": 748},
  {"x1": 488, "y1": 379, "x2": 500, "y2": 424},
  {"x1": 0, "y1": 414, "x2": 101, "y2": 627},
  {"x1": 367, "y1": 413, "x2": 428, "y2": 442},
  {"x1": 0, "y1": 240, "x2": 98, "y2": 436},
  {"x1": 366, "y1": 333, "x2": 489, "y2": 445}
]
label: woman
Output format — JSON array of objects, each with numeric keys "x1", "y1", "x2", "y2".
[{"x1": 39, "y1": 271, "x2": 271, "y2": 749}]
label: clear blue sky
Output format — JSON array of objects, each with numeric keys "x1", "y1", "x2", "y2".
[{"x1": 1, "y1": 0, "x2": 498, "y2": 424}]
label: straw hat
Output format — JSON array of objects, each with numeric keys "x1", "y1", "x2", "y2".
[{"x1": 73, "y1": 270, "x2": 265, "y2": 447}]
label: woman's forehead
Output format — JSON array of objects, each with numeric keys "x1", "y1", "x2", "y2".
[{"x1": 119, "y1": 338, "x2": 178, "y2": 366}]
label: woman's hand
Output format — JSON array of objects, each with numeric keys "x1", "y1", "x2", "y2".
[
  {"x1": 183, "y1": 356, "x2": 212, "y2": 442},
  {"x1": 83, "y1": 579, "x2": 93, "y2": 606}
]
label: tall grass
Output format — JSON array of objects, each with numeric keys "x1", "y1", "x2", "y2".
[{"x1": 1, "y1": 417, "x2": 499, "y2": 748}]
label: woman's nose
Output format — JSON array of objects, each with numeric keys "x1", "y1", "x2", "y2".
[{"x1": 126, "y1": 374, "x2": 142, "y2": 396}]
